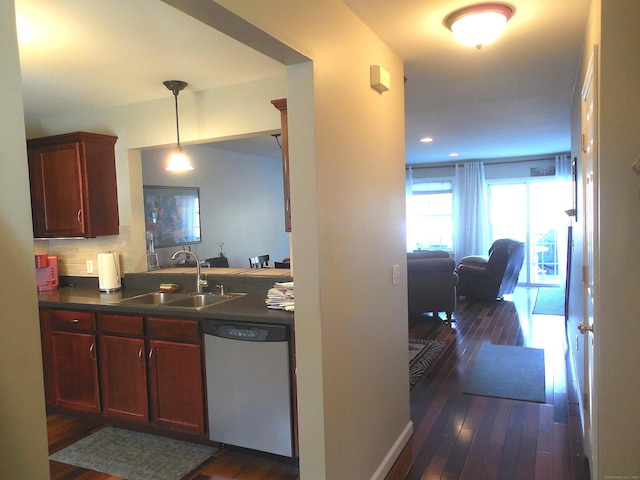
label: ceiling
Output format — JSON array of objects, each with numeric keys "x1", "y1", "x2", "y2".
[{"x1": 15, "y1": 0, "x2": 590, "y2": 165}]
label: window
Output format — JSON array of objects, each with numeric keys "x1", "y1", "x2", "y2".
[{"x1": 406, "y1": 181, "x2": 453, "y2": 252}]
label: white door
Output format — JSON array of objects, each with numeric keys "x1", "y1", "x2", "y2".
[{"x1": 581, "y1": 47, "x2": 598, "y2": 477}]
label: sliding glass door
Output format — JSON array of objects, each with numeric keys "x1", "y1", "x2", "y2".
[{"x1": 488, "y1": 179, "x2": 564, "y2": 286}]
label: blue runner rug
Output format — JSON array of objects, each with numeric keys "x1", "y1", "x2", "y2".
[
  {"x1": 463, "y1": 343, "x2": 546, "y2": 403},
  {"x1": 533, "y1": 288, "x2": 565, "y2": 315}
]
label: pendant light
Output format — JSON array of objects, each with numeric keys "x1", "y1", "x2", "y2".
[
  {"x1": 163, "y1": 80, "x2": 193, "y2": 171},
  {"x1": 444, "y1": 3, "x2": 514, "y2": 49}
]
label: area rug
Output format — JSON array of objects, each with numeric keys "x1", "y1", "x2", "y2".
[
  {"x1": 49, "y1": 427, "x2": 216, "y2": 480},
  {"x1": 409, "y1": 339, "x2": 447, "y2": 389},
  {"x1": 463, "y1": 343, "x2": 546, "y2": 403},
  {"x1": 533, "y1": 288, "x2": 565, "y2": 315}
]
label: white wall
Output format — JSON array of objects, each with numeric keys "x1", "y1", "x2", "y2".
[
  {"x1": 29, "y1": 76, "x2": 287, "y2": 274},
  {"x1": 0, "y1": 1, "x2": 50, "y2": 477},
  {"x1": 595, "y1": 0, "x2": 640, "y2": 476},
  {"x1": 212, "y1": 2, "x2": 409, "y2": 478},
  {"x1": 571, "y1": 0, "x2": 640, "y2": 477},
  {"x1": 141, "y1": 144, "x2": 290, "y2": 268},
  {"x1": 9, "y1": 1, "x2": 409, "y2": 478}
]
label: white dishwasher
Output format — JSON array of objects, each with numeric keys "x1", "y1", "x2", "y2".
[{"x1": 202, "y1": 319, "x2": 294, "y2": 457}]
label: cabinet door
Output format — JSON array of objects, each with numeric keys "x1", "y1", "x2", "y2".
[
  {"x1": 50, "y1": 331, "x2": 100, "y2": 413},
  {"x1": 28, "y1": 143, "x2": 85, "y2": 237},
  {"x1": 148, "y1": 340, "x2": 205, "y2": 434},
  {"x1": 100, "y1": 335, "x2": 148, "y2": 422}
]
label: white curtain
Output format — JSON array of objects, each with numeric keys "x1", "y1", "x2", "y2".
[
  {"x1": 405, "y1": 167, "x2": 413, "y2": 251},
  {"x1": 406, "y1": 166, "x2": 413, "y2": 196},
  {"x1": 555, "y1": 154, "x2": 572, "y2": 285},
  {"x1": 454, "y1": 162, "x2": 490, "y2": 260}
]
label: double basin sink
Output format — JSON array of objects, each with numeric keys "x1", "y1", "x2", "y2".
[{"x1": 116, "y1": 291, "x2": 246, "y2": 310}]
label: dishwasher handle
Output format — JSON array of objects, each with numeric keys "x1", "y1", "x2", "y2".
[{"x1": 202, "y1": 319, "x2": 288, "y2": 342}]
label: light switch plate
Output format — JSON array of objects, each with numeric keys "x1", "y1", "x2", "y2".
[{"x1": 392, "y1": 264, "x2": 400, "y2": 286}]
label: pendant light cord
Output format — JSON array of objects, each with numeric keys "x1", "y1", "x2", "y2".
[
  {"x1": 163, "y1": 80, "x2": 188, "y2": 151},
  {"x1": 173, "y1": 92, "x2": 181, "y2": 148}
]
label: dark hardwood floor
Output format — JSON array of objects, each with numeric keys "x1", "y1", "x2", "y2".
[
  {"x1": 47, "y1": 287, "x2": 588, "y2": 480},
  {"x1": 387, "y1": 287, "x2": 589, "y2": 480}
]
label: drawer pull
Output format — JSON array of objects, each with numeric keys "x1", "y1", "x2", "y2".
[
  {"x1": 68, "y1": 318, "x2": 80, "y2": 323},
  {"x1": 139, "y1": 347, "x2": 144, "y2": 368},
  {"x1": 89, "y1": 343, "x2": 95, "y2": 361}
]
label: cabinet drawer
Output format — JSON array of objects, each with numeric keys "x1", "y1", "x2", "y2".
[
  {"x1": 146, "y1": 317, "x2": 200, "y2": 343},
  {"x1": 98, "y1": 313, "x2": 144, "y2": 336},
  {"x1": 47, "y1": 309, "x2": 95, "y2": 332}
]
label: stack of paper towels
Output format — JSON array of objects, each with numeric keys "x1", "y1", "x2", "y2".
[{"x1": 97, "y1": 251, "x2": 121, "y2": 292}]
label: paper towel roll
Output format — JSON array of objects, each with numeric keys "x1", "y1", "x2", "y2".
[{"x1": 98, "y1": 251, "x2": 121, "y2": 292}]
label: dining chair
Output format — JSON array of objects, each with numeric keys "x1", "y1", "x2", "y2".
[{"x1": 249, "y1": 254, "x2": 270, "y2": 268}]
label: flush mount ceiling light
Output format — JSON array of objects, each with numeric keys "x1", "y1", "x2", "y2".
[
  {"x1": 163, "y1": 80, "x2": 194, "y2": 172},
  {"x1": 444, "y1": 3, "x2": 514, "y2": 49}
]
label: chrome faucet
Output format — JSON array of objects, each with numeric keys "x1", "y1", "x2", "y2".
[{"x1": 171, "y1": 250, "x2": 207, "y2": 293}]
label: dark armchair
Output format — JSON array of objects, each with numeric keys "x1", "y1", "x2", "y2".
[
  {"x1": 455, "y1": 239, "x2": 525, "y2": 300},
  {"x1": 407, "y1": 250, "x2": 458, "y2": 324}
]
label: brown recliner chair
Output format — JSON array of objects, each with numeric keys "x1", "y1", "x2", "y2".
[
  {"x1": 455, "y1": 239, "x2": 525, "y2": 300},
  {"x1": 407, "y1": 250, "x2": 458, "y2": 324}
]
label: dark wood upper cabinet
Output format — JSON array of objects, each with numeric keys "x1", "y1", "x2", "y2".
[
  {"x1": 271, "y1": 99, "x2": 291, "y2": 232},
  {"x1": 27, "y1": 132, "x2": 119, "y2": 238}
]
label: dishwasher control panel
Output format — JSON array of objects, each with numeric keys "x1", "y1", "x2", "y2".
[
  {"x1": 202, "y1": 319, "x2": 288, "y2": 342},
  {"x1": 222, "y1": 326, "x2": 268, "y2": 340}
]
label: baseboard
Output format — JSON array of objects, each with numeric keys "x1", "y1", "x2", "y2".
[{"x1": 370, "y1": 420, "x2": 413, "y2": 480}]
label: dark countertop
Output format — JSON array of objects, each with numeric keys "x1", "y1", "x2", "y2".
[{"x1": 37, "y1": 286, "x2": 294, "y2": 327}]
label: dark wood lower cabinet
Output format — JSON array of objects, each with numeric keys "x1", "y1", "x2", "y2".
[
  {"x1": 40, "y1": 309, "x2": 100, "y2": 414},
  {"x1": 148, "y1": 339, "x2": 205, "y2": 434},
  {"x1": 42, "y1": 309, "x2": 206, "y2": 438},
  {"x1": 50, "y1": 331, "x2": 100, "y2": 413},
  {"x1": 99, "y1": 335, "x2": 149, "y2": 422}
]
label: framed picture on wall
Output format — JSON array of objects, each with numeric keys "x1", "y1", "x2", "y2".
[{"x1": 143, "y1": 185, "x2": 201, "y2": 247}]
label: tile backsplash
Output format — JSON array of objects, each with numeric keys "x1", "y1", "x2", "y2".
[{"x1": 33, "y1": 226, "x2": 132, "y2": 277}]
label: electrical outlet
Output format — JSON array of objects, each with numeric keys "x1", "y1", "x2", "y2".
[
  {"x1": 86, "y1": 260, "x2": 94, "y2": 274},
  {"x1": 392, "y1": 264, "x2": 400, "y2": 286}
]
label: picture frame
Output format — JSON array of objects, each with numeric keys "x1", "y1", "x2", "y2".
[
  {"x1": 564, "y1": 157, "x2": 578, "y2": 221},
  {"x1": 143, "y1": 185, "x2": 201, "y2": 248}
]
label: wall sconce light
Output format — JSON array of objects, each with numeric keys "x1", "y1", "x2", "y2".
[
  {"x1": 444, "y1": 3, "x2": 514, "y2": 49},
  {"x1": 370, "y1": 65, "x2": 391, "y2": 93},
  {"x1": 163, "y1": 80, "x2": 194, "y2": 171}
]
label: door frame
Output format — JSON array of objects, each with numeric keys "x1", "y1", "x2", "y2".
[{"x1": 580, "y1": 45, "x2": 598, "y2": 478}]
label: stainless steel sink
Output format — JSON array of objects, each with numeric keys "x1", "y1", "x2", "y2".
[
  {"x1": 116, "y1": 291, "x2": 246, "y2": 309},
  {"x1": 117, "y1": 292, "x2": 190, "y2": 305},
  {"x1": 162, "y1": 293, "x2": 246, "y2": 309}
]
